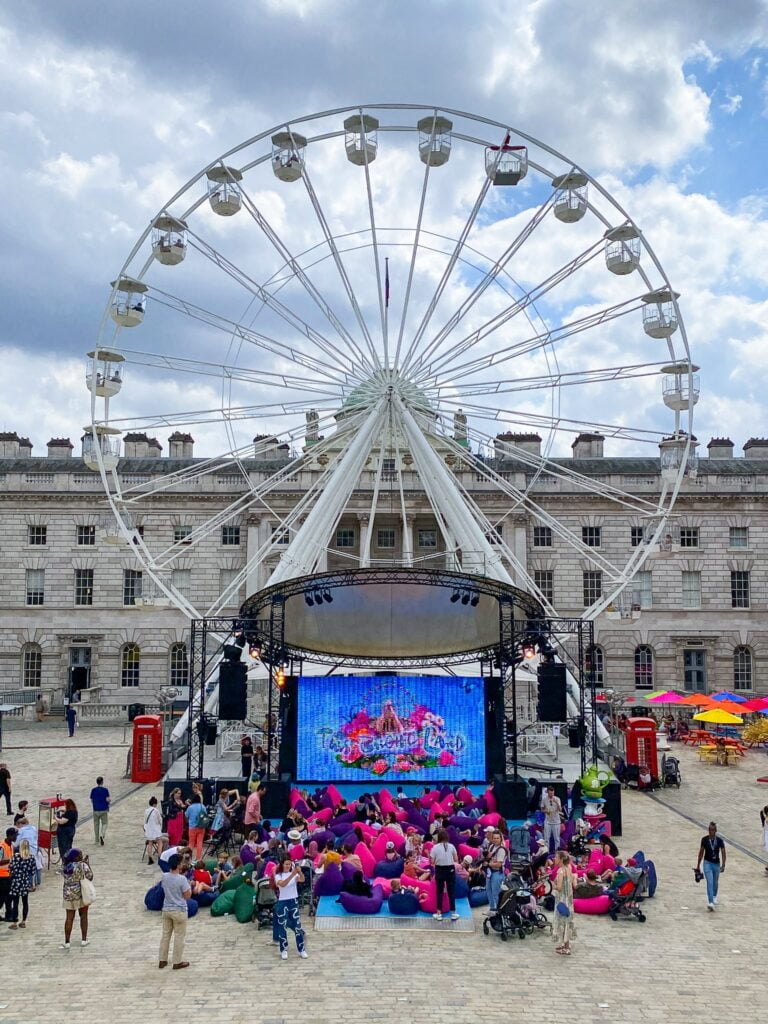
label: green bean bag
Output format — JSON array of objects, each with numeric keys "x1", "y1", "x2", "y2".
[
  {"x1": 210, "y1": 889, "x2": 236, "y2": 917},
  {"x1": 220, "y1": 863, "x2": 254, "y2": 893},
  {"x1": 204, "y1": 859, "x2": 218, "y2": 874},
  {"x1": 233, "y1": 883, "x2": 256, "y2": 924}
]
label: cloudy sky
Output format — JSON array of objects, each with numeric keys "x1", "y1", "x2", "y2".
[{"x1": 2, "y1": 0, "x2": 768, "y2": 462}]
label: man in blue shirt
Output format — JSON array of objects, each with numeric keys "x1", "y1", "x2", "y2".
[{"x1": 89, "y1": 777, "x2": 111, "y2": 846}]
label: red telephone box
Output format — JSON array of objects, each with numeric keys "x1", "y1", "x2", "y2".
[
  {"x1": 625, "y1": 717, "x2": 659, "y2": 779},
  {"x1": 131, "y1": 714, "x2": 163, "y2": 782},
  {"x1": 38, "y1": 797, "x2": 66, "y2": 868}
]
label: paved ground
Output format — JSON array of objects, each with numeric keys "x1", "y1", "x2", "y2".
[{"x1": 0, "y1": 722, "x2": 766, "y2": 1024}]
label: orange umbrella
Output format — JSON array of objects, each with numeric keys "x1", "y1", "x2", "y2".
[
  {"x1": 678, "y1": 693, "x2": 712, "y2": 706},
  {"x1": 711, "y1": 699, "x2": 747, "y2": 715}
]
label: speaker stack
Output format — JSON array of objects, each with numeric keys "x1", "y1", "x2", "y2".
[
  {"x1": 536, "y1": 662, "x2": 567, "y2": 722},
  {"x1": 218, "y1": 661, "x2": 248, "y2": 720}
]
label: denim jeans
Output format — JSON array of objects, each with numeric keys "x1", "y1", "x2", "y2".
[
  {"x1": 703, "y1": 860, "x2": 720, "y2": 903},
  {"x1": 486, "y1": 870, "x2": 503, "y2": 911}
]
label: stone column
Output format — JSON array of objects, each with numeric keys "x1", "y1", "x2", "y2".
[
  {"x1": 402, "y1": 515, "x2": 414, "y2": 567},
  {"x1": 358, "y1": 512, "x2": 372, "y2": 568}
]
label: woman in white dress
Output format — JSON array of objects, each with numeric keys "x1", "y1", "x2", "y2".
[
  {"x1": 552, "y1": 849, "x2": 577, "y2": 955},
  {"x1": 143, "y1": 796, "x2": 165, "y2": 864}
]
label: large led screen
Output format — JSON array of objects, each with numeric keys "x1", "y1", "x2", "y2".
[{"x1": 297, "y1": 675, "x2": 485, "y2": 781}]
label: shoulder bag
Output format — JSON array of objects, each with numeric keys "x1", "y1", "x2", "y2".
[{"x1": 80, "y1": 869, "x2": 97, "y2": 906}]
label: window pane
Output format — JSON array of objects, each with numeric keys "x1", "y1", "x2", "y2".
[
  {"x1": 271, "y1": 524, "x2": 290, "y2": 545},
  {"x1": 26, "y1": 569, "x2": 45, "y2": 606},
  {"x1": 582, "y1": 570, "x2": 602, "y2": 607},
  {"x1": 171, "y1": 569, "x2": 191, "y2": 598},
  {"x1": 221, "y1": 525, "x2": 241, "y2": 546},
  {"x1": 635, "y1": 571, "x2": 652, "y2": 609},
  {"x1": 733, "y1": 646, "x2": 752, "y2": 690},
  {"x1": 28, "y1": 525, "x2": 47, "y2": 546},
  {"x1": 381, "y1": 458, "x2": 397, "y2": 479},
  {"x1": 730, "y1": 571, "x2": 750, "y2": 608},
  {"x1": 533, "y1": 526, "x2": 552, "y2": 547},
  {"x1": 173, "y1": 525, "x2": 192, "y2": 543},
  {"x1": 74, "y1": 568, "x2": 94, "y2": 606},
  {"x1": 582, "y1": 526, "x2": 601, "y2": 547},
  {"x1": 729, "y1": 526, "x2": 748, "y2": 548},
  {"x1": 123, "y1": 569, "x2": 142, "y2": 606},
  {"x1": 336, "y1": 529, "x2": 355, "y2": 548},
  {"x1": 170, "y1": 643, "x2": 189, "y2": 688},
  {"x1": 533, "y1": 569, "x2": 553, "y2": 604},
  {"x1": 77, "y1": 525, "x2": 96, "y2": 546},
  {"x1": 634, "y1": 646, "x2": 654, "y2": 689},
  {"x1": 679, "y1": 527, "x2": 699, "y2": 548},
  {"x1": 376, "y1": 529, "x2": 395, "y2": 549},
  {"x1": 630, "y1": 526, "x2": 644, "y2": 548},
  {"x1": 681, "y1": 570, "x2": 701, "y2": 609},
  {"x1": 586, "y1": 645, "x2": 604, "y2": 685},
  {"x1": 121, "y1": 644, "x2": 140, "y2": 687},
  {"x1": 23, "y1": 645, "x2": 42, "y2": 687},
  {"x1": 417, "y1": 529, "x2": 436, "y2": 548}
]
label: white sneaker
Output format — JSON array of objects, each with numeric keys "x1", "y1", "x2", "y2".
[
  {"x1": 280, "y1": 950, "x2": 288, "y2": 960},
  {"x1": 299, "y1": 950, "x2": 309, "y2": 958},
  {"x1": 59, "y1": 943, "x2": 70, "y2": 950},
  {"x1": 432, "y1": 912, "x2": 443, "y2": 920},
  {"x1": 713, "y1": 897, "x2": 718, "y2": 905},
  {"x1": 81, "y1": 939, "x2": 90, "y2": 947},
  {"x1": 707, "y1": 902, "x2": 714, "y2": 911},
  {"x1": 450, "y1": 912, "x2": 460, "y2": 921}
]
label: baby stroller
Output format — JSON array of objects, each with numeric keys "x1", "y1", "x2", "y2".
[
  {"x1": 661, "y1": 755, "x2": 682, "y2": 788},
  {"x1": 204, "y1": 820, "x2": 236, "y2": 858},
  {"x1": 254, "y1": 876, "x2": 277, "y2": 929},
  {"x1": 483, "y1": 874, "x2": 549, "y2": 941},
  {"x1": 608, "y1": 866, "x2": 648, "y2": 922}
]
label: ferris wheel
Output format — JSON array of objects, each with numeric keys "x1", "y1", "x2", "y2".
[{"x1": 86, "y1": 103, "x2": 698, "y2": 623}]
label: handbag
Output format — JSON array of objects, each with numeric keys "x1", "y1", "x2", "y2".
[
  {"x1": 80, "y1": 872, "x2": 97, "y2": 906},
  {"x1": 556, "y1": 901, "x2": 570, "y2": 917}
]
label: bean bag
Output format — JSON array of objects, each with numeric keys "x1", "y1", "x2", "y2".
[
  {"x1": 204, "y1": 859, "x2": 218, "y2": 873},
  {"x1": 574, "y1": 895, "x2": 611, "y2": 915},
  {"x1": 378, "y1": 790, "x2": 396, "y2": 815},
  {"x1": 373, "y1": 857, "x2": 404, "y2": 879},
  {"x1": 456, "y1": 787, "x2": 473, "y2": 806},
  {"x1": 289, "y1": 843, "x2": 306, "y2": 861},
  {"x1": 293, "y1": 799, "x2": 311, "y2": 818},
  {"x1": 454, "y1": 875, "x2": 469, "y2": 900},
  {"x1": 186, "y1": 898, "x2": 199, "y2": 918},
  {"x1": 419, "y1": 881, "x2": 452, "y2": 915},
  {"x1": 338, "y1": 884, "x2": 384, "y2": 915},
  {"x1": 263, "y1": 860, "x2": 276, "y2": 878},
  {"x1": 356, "y1": 823, "x2": 379, "y2": 842},
  {"x1": 418, "y1": 791, "x2": 440, "y2": 808},
  {"x1": 478, "y1": 812, "x2": 501, "y2": 828},
  {"x1": 310, "y1": 807, "x2": 333, "y2": 826},
  {"x1": 326, "y1": 784, "x2": 343, "y2": 808},
  {"x1": 144, "y1": 883, "x2": 164, "y2": 912},
  {"x1": 458, "y1": 843, "x2": 480, "y2": 862},
  {"x1": 220, "y1": 863, "x2": 255, "y2": 892},
  {"x1": 240, "y1": 844, "x2": 259, "y2": 868},
  {"x1": 340, "y1": 859, "x2": 359, "y2": 882},
  {"x1": 289, "y1": 788, "x2": 301, "y2": 808},
  {"x1": 330, "y1": 822, "x2": 355, "y2": 838},
  {"x1": 484, "y1": 789, "x2": 498, "y2": 813},
  {"x1": 310, "y1": 828, "x2": 335, "y2": 851},
  {"x1": 354, "y1": 841, "x2": 377, "y2": 878},
  {"x1": 372, "y1": 876, "x2": 394, "y2": 898},
  {"x1": 370, "y1": 833, "x2": 389, "y2": 862},
  {"x1": 210, "y1": 889, "x2": 237, "y2": 917},
  {"x1": 318, "y1": 792, "x2": 334, "y2": 811},
  {"x1": 313, "y1": 865, "x2": 344, "y2": 897},
  {"x1": 388, "y1": 890, "x2": 420, "y2": 915},
  {"x1": 195, "y1": 890, "x2": 216, "y2": 908},
  {"x1": 469, "y1": 888, "x2": 489, "y2": 908},
  {"x1": 428, "y1": 800, "x2": 447, "y2": 823},
  {"x1": 645, "y1": 860, "x2": 657, "y2": 898},
  {"x1": 450, "y1": 815, "x2": 477, "y2": 831},
  {"x1": 394, "y1": 809, "x2": 408, "y2": 822},
  {"x1": 233, "y1": 883, "x2": 256, "y2": 923},
  {"x1": 381, "y1": 826, "x2": 406, "y2": 849}
]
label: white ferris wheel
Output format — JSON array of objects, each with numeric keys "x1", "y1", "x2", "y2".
[{"x1": 86, "y1": 103, "x2": 698, "y2": 624}]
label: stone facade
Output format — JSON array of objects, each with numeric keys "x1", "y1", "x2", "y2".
[{"x1": 1, "y1": 429, "x2": 767, "y2": 701}]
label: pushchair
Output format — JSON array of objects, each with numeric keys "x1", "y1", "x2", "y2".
[
  {"x1": 254, "y1": 876, "x2": 277, "y2": 929},
  {"x1": 507, "y1": 826, "x2": 532, "y2": 879},
  {"x1": 661, "y1": 755, "x2": 682, "y2": 788},
  {"x1": 204, "y1": 820, "x2": 236, "y2": 858},
  {"x1": 608, "y1": 866, "x2": 648, "y2": 922},
  {"x1": 483, "y1": 874, "x2": 549, "y2": 941}
]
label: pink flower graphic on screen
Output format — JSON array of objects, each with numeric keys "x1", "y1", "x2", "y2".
[
  {"x1": 410, "y1": 705, "x2": 429, "y2": 729},
  {"x1": 437, "y1": 750, "x2": 457, "y2": 767},
  {"x1": 371, "y1": 759, "x2": 389, "y2": 775}
]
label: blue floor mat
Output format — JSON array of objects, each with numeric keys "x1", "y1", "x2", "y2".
[{"x1": 316, "y1": 895, "x2": 473, "y2": 920}]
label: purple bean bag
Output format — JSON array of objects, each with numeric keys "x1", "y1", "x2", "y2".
[
  {"x1": 338, "y1": 884, "x2": 384, "y2": 915},
  {"x1": 388, "y1": 890, "x2": 420, "y2": 915},
  {"x1": 195, "y1": 891, "x2": 216, "y2": 908},
  {"x1": 144, "y1": 883, "x2": 164, "y2": 912},
  {"x1": 311, "y1": 829, "x2": 335, "y2": 851},
  {"x1": 449, "y1": 815, "x2": 477, "y2": 831},
  {"x1": 373, "y1": 858, "x2": 404, "y2": 879},
  {"x1": 313, "y1": 864, "x2": 344, "y2": 897},
  {"x1": 340, "y1": 859, "x2": 359, "y2": 882}
]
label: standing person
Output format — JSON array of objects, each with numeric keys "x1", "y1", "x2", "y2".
[
  {"x1": 244, "y1": 784, "x2": 265, "y2": 832},
  {"x1": 541, "y1": 786, "x2": 563, "y2": 854},
  {"x1": 253, "y1": 745, "x2": 267, "y2": 780},
  {"x1": 211, "y1": 788, "x2": 239, "y2": 833},
  {"x1": 761, "y1": 806, "x2": 768, "y2": 875},
  {"x1": 185, "y1": 795, "x2": 207, "y2": 861},
  {"x1": 696, "y1": 821, "x2": 726, "y2": 910},
  {"x1": 7, "y1": 839, "x2": 36, "y2": 929},
  {"x1": 54, "y1": 800, "x2": 78, "y2": 860},
  {"x1": 89, "y1": 777, "x2": 111, "y2": 846},
  {"x1": 59, "y1": 848, "x2": 93, "y2": 949},
  {"x1": 13, "y1": 818, "x2": 42, "y2": 887},
  {"x1": 0, "y1": 827, "x2": 15, "y2": 921},
  {"x1": 273, "y1": 855, "x2": 308, "y2": 960},
  {"x1": 65, "y1": 703, "x2": 77, "y2": 738},
  {"x1": 429, "y1": 828, "x2": 460, "y2": 922},
  {"x1": 143, "y1": 797, "x2": 164, "y2": 864},
  {"x1": 240, "y1": 735, "x2": 254, "y2": 781},
  {"x1": 552, "y1": 850, "x2": 577, "y2": 955},
  {"x1": 484, "y1": 829, "x2": 508, "y2": 914},
  {"x1": 0, "y1": 764, "x2": 11, "y2": 815},
  {"x1": 158, "y1": 853, "x2": 191, "y2": 970}
]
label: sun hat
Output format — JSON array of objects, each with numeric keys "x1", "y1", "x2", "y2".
[
  {"x1": 386, "y1": 841, "x2": 395, "y2": 850},
  {"x1": 483, "y1": 825, "x2": 495, "y2": 832},
  {"x1": 462, "y1": 854, "x2": 474, "y2": 864},
  {"x1": 287, "y1": 829, "x2": 302, "y2": 842}
]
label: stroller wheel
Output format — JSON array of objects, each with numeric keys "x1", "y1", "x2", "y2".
[
  {"x1": 637, "y1": 913, "x2": 647, "y2": 923},
  {"x1": 517, "y1": 928, "x2": 526, "y2": 940},
  {"x1": 482, "y1": 920, "x2": 490, "y2": 936},
  {"x1": 499, "y1": 930, "x2": 508, "y2": 941},
  {"x1": 609, "y1": 910, "x2": 618, "y2": 921},
  {"x1": 534, "y1": 913, "x2": 549, "y2": 929}
]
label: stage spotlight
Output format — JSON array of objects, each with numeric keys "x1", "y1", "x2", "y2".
[
  {"x1": 305, "y1": 593, "x2": 315, "y2": 607},
  {"x1": 450, "y1": 590, "x2": 460, "y2": 603},
  {"x1": 461, "y1": 591, "x2": 470, "y2": 605},
  {"x1": 539, "y1": 638, "x2": 554, "y2": 656},
  {"x1": 470, "y1": 592, "x2": 479, "y2": 607},
  {"x1": 521, "y1": 639, "x2": 536, "y2": 660},
  {"x1": 222, "y1": 643, "x2": 243, "y2": 662},
  {"x1": 248, "y1": 643, "x2": 261, "y2": 660},
  {"x1": 233, "y1": 630, "x2": 247, "y2": 649},
  {"x1": 276, "y1": 667, "x2": 286, "y2": 688},
  {"x1": 323, "y1": 590, "x2": 333, "y2": 603}
]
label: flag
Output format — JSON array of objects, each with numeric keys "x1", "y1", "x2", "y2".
[{"x1": 385, "y1": 258, "x2": 390, "y2": 308}]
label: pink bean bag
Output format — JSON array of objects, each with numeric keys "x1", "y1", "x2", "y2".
[
  {"x1": 309, "y1": 807, "x2": 333, "y2": 826},
  {"x1": 264, "y1": 861, "x2": 276, "y2": 878},
  {"x1": 484, "y1": 789, "x2": 498, "y2": 813},
  {"x1": 478, "y1": 812, "x2": 501, "y2": 828},
  {"x1": 407, "y1": 877, "x2": 451, "y2": 915},
  {"x1": 289, "y1": 788, "x2": 301, "y2": 808},
  {"x1": 456, "y1": 787, "x2": 473, "y2": 806},
  {"x1": 395, "y1": 809, "x2": 408, "y2": 822},
  {"x1": 378, "y1": 790, "x2": 396, "y2": 815},
  {"x1": 458, "y1": 843, "x2": 479, "y2": 861},
  {"x1": 370, "y1": 833, "x2": 389, "y2": 862},
  {"x1": 574, "y1": 895, "x2": 611, "y2": 915},
  {"x1": 382, "y1": 826, "x2": 405, "y2": 851},
  {"x1": 326, "y1": 784, "x2": 343, "y2": 808},
  {"x1": 419, "y1": 791, "x2": 440, "y2": 808},
  {"x1": 372, "y1": 876, "x2": 394, "y2": 898},
  {"x1": 357, "y1": 823, "x2": 378, "y2": 843},
  {"x1": 354, "y1": 841, "x2": 377, "y2": 878},
  {"x1": 289, "y1": 843, "x2": 305, "y2": 861},
  {"x1": 428, "y1": 801, "x2": 448, "y2": 823}
]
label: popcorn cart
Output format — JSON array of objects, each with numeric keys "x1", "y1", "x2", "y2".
[{"x1": 38, "y1": 796, "x2": 66, "y2": 868}]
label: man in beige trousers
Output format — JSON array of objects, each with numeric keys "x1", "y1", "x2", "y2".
[{"x1": 158, "y1": 854, "x2": 191, "y2": 969}]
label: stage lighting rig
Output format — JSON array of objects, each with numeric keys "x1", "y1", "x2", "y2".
[
  {"x1": 450, "y1": 590, "x2": 460, "y2": 603},
  {"x1": 222, "y1": 643, "x2": 243, "y2": 662}
]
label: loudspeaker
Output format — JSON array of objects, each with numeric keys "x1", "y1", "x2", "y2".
[
  {"x1": 601, "y1": 781, "x2": 623, "y2": 837},
  {"x1": 259, "y1": 779, "x2": 291, "y2": 821},
  {"x1": 218, "y1": 661, "x2": 247, "y2": 720},
  {"x1": 492, "y1": 780, "x2": 528, "y2": 819},
  {"x1": 537, "y1": 663, "x2": 567, "y2": 722},
  {"x1": 277, "y1": 676, "x2": 298, "y2": 778},
  {"x1": 484, "y1": 677, "x2": 505, "y2": 779},
  {"x1": 196, "y1": 716, "x2": 217, "y2": 745}
]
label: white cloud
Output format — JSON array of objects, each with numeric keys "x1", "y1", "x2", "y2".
[{"x1": 720, "y1": 91, "x2": 743, "y2": 114}]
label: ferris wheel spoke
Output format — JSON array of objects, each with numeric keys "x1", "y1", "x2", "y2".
[
  {"x1": 409, "y1": 185, "x2": 560, "y2": 377},
  {"x1": 184, "y1": 229, "x2": 371, "y2": 378},
  {"x1": 237, "y1": 181, "x2": 377, "y2": 375},
  {"x1": 417, "y1": 295, "x2": 644, "y2": 388},
  {"x1": 413, "y1": 239, "x2": 606, "y2": 381},
  {"x1": 100, "y1": 398, "x2": 338, "y2": 433},
  {"x1": 441, "y1": 361, "x2": 667, "y2": 398}
]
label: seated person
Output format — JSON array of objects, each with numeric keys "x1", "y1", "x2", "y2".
[
  {"x1": 159, "y1": 844, "x2": 191, "y2": 871},
  {"x1": 383, "y1": 812, "x2": 404, "y2": 835},
  {"x1": 341, "y1": 869, "x2": 373, "y2": 898},
  {"x1": 190, "y1": 859, "x2": 215, "y2": 895},
  {"x1": 404, "y1": 830, "x2": 423, "y2": 856},
  {"x1": 383, "y1": 841, "x2": 401, "y2": 862},
  {"x1": 332, "y1": 799, "x2": 349, "y2": 818},
  {"x1": 389, "y1": 877, "x2": 425, "y2": 912},
  {"x1": 402, "y1": 851, "x2": 431, "y2": 882},
  {"x1": 342, "y1": 843, "x2": 363, "y2": 871},
  {"x1": 574, "y1": 869, "x2": 605, "y2": 899},
  {"x1": 456, "y1": 854, "x2": 474, "y2": 880},
  {"x1": 429, "y1": 814, "x2": 450, "y2": 838},
  {"x1": 212, "y1": 852, "x2": 234, "y2": 884}
]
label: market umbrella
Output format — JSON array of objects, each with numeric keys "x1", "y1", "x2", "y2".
[
  {"x1": 642, "y1": 690, "x2": 667, "y2": 700},
  {"x1": 709, "y1": 691, "x2": 748, "y2": 703},
  {"x1": 678, "y1": 693, "x2": 713, "y2": 706},
  {"x1": 710, "y1": 698, "x2": 748, "y2": 715},
  {"x1": 693, "y1": 708, "x2": 744, "y2": 725},
  {"x1": 740, "y1": 697, "x2": 768, "y2": 712},
  {"x1": 646, "y1": 691, "x2": 684, "y2": 704}
]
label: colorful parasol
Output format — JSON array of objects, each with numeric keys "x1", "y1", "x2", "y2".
[{"x1": 693, "y1": 708, "x2": 744, "y2": 725}]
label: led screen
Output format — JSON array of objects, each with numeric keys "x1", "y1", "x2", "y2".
[{"x1": 297, "y1": 674, "x2": 485, "y2": 781}]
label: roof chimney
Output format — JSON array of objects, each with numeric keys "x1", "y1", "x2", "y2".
[
  {"x1": 571, "y1": 432, "x2": 604, "y2": 458},
  {"x1": 123, "y1": 432, "x2": 150, "y2": 458},
  {"x1": 146, "y1": 437, "x2": 162, "y2": 458},
  {"x1": 743, "y1": 438, "x2": 768, "y2": 459},
  {"x1": 48, "y1": 437, "x2": 74, "y2": 458},
  {"x1": 253, "y1": 435, "x2": 279, "y2": 460},
  {"x1": 494, "y1": 432, "x2": 542, "y2": 458},
  {"x1": 0, "y1": 432, "x2": 20, "y2": 458},
  {"x1": 706, "y1": 437, "x2": 734, "y2": 459},
  {"x1": 168, "y1": 432, "x2": 194, "y2": 458},
  {"x1": 17, "y1": 436, "x2": 32, "y2": 457}
]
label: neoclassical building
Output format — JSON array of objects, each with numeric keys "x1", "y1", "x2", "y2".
[{"x1": 1, "y1": 426, "x2": 766, "y2": 703}]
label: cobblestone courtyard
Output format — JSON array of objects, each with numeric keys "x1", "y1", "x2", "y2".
[{"x1": 1, "y1": 722, "x2": 767, "y2": 1024}]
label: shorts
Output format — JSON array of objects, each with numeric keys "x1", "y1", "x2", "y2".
[{"x1": 63, "y1": 897, "x2": 85, "y2": 911}]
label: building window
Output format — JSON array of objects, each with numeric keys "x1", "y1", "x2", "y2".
[
  {"x1": 173, "y1": 525, "x2": 192, "y2": 543},
  {"x1": 533, "y1": 569, "x2": 553, "y2": 604},
  {"x1": 635, "y1": 571, "x2": 652, "y2": 609},
  {"x1": 171, "y1": 569, "x2": 191, "y2": 598},
  {"x1": 582, "y1": 570, "x2": 602, "y2": 607},
  {"x1": 22, "y1": 643, "x2": 42, "y2": 688},
  {"x1": 683, "y1": 649, "x2": 707, "y2": 692},
  {"x1": 377, "y1": 529, "x2": 396, "y2": 549},
  {"x1": 381, "y1": 458, "x2": 397, "y2": 480},
  {"x1": 634, "y1": 645, "x2": 654, "y2": 689},
  {"x1": 533, "y1": 526, "x2": 552, "y2": 547},
  {"x1": 731, "y1": 570, "x2": 750, "y2": 609},
  {"x1": 271, "y1": 524, "x2": 290, "y2": 545},
  {"x1": 729, "y1": 526, "x2": 749, "y2": 549},
  {"x1": 582, "y1": 526, "x2": 601, "y2": 547},
  {"x1": 169, "y1": 642, "x2": 189, "y2": 688},
  {"x1": 679, "y1": 527, "x2": 699, "y2": 548},
  {"x1": 28, "y1": 525, "x2": 47, "y2": 546},
  {"x1": 221, "y1": 525, "x2": 241, "y2": 546},
  {"x1": 25, "y1": 569, "x2": 45, "y2": 606},
  {"x1": 418, "y1": 529, "x2": 437, "y2": 548},
  {"x1": 681, "y1": 570, "x2": 702, "y2": 610},
  {"x1": 733, "y1": 646, "x2": 753, "y2": 691},
  {"x1": 585, "y1": 644, "x2": 604, "y2": 685},
  {"x1": 630, "y1": 526, "x2": 644, "y2": 548},
  {"x1": 336, "y1": 528, "x2": 355, "y2": 548},
  {"x1": 485, "y1": 524, "x2": 503, "y2": 545},
  {"x1": 77, "y1": 525, "x2": 96, "y2": 546},
  {"x1": 120, "y1": 643, "x2": 140, "y2": 687},
  {"x1": 74, "y1": 569, "x2": 94, "y2": 606},
  {"x1": 123, "y1": 569, "x2": 142, "y2": 606}
]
